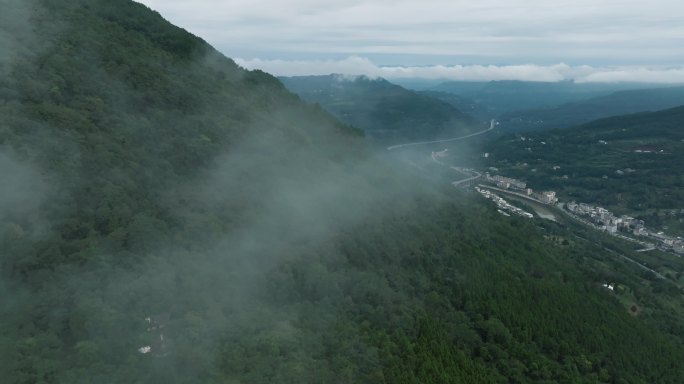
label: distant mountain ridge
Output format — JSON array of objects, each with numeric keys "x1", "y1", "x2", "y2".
[
  {"x1": 499, "y1": 86, "x2": 684, "y2": 131},
  {"x1": 418, "y1": 90, "x2": 495, "y2": 120},
  {"x1": 430, "y1": 80, "x2": 682, "y2": 114},
  {"x1": 280, "y1": 74, "x2": 481, "y2": 144}
]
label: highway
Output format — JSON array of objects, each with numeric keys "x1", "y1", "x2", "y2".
[
  {"x1": 386, "y1": 119, "x2": 496, "y2": 151},
  {"x1": 411, "y1": 121, "x2": 669, "y2": 281},
  {"x1": 602, "y1": 246, "x2": 666, "y2": 280},
  {"x1": 573, "y1": 234, "x2": 666, "y2": 280},
  {"x1": 418, "y1": 125, "x2": 670, "y2": 282},
  {"x1": 430, "y1": 150, "x2": 482, "y2": 187},
  {"x1": 451, "y1": 169, "x2": 482, "y2": 187}
]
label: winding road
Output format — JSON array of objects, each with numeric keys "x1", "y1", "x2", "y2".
[
  {"x1": 386, "y1": 119, "x2": 496, "y2": 151},
  {"x1": 573, "y1": 234, "x2": 666, "y2": 279},
  {"x1": 451, "y1": 169, "x2": 482, "y2": 187}
]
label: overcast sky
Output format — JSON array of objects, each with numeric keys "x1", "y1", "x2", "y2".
[{"x1": 137, "y1": 0, "x2": 684, "y2": 82}]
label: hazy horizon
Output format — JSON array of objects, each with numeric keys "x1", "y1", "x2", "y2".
[{"x1": 136, "y1": 0, "x2": 684, "y2": 83}]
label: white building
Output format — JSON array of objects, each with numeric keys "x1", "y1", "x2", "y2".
[{"x1": 540, "y1": 191, "x2": 558, "y2": 204}]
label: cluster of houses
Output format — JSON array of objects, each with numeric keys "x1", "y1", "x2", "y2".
[
  {"x1": 484, "y1": 174, "x2": 559, "y2": 205},
  {"x1": 475, "y1": 186, "x2": 534, "y2": 219},
  {"x1": 564, "y1": 202, "x2": 640, "y2": 234},
  {"x1": 564, "y1": 201, "x2": 684, "y2": 255},
  {"x1": 477, "y1": 171, "x2": 684, "y2": 255},
  {"x1": 651, "y1": 232, "x2": 684, "y2": 254}
]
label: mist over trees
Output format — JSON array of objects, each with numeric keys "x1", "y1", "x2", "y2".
[{"x1": 1, "y1": 1, "x2": 684, "y2": 383}]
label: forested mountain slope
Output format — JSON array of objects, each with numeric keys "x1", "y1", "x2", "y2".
[
  {"x1": 1, "y1": 1, "x2": 684, "y2": 383},
  {"x1": 280, "y1": 75, "x2": 480, "y2": 144}
]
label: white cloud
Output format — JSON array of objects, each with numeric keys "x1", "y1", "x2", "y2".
[
  {"x1": 578, "y1": 68, "x2": 684, "y2": 83},
  {"x1": 234, "y1": 56, "x2": 684, "y2": 83},
  {"x1": 138, "y1": 0, "x2": 684, "y2": 65}
]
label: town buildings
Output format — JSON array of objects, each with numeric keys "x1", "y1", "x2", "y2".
[
  {"x1": 480, "y1": 173, "x2": 682, "y2": 255},
  {"x1": 564, "y1": 201, "x2": 682, "y2": 254},
  {"x1": 484, "y1": 173, "x2": 558, "y2": 205}
]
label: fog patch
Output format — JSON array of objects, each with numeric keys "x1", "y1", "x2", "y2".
[
  {"x1": 0, "y1": 150, "x2": 47, "y2": 223},
  {"x1": 57, "y1": 103, "x2": 429, "y2": 379},
  {"x1": 0, "y1": 0, "x2": 37, "y2": 76}
]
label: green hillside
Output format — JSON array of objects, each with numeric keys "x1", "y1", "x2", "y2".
[
  {"x1": 484, "y1": 106, "x2": 684, "y2": 233},
  {"x1": 280, "y1": 75, "x2": 481, "y2": 144},
  {"x1": 500, "y1": 86, "x2": 684, "y2": 132},
  {"x1": 1, "y1": 1, "x2": 684, "y2": 383}
]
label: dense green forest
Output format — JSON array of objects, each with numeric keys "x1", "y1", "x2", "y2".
[
  {"x1": 499, "y1": 86, "x2": 684, "y2": 132},
  {"x1": 2, "y1": 1, "x2": 684, "y2": 383},
  {"x1": 483, "y1": 106, "x2": 684, "y2": 234},
  {"x1": 280, "y1": 75, "x2": 480, "y2": 144}
]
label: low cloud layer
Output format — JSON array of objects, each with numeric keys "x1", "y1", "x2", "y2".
[
  {"x1": 236, "y1": 56, "x2": 684, "y2": 83},
  {"x1": 138, "y1": 0, "x2": 684, "y2": 66},
  {"x1": 0, "y1": 0, "x2": 35, "y2": 75}
]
